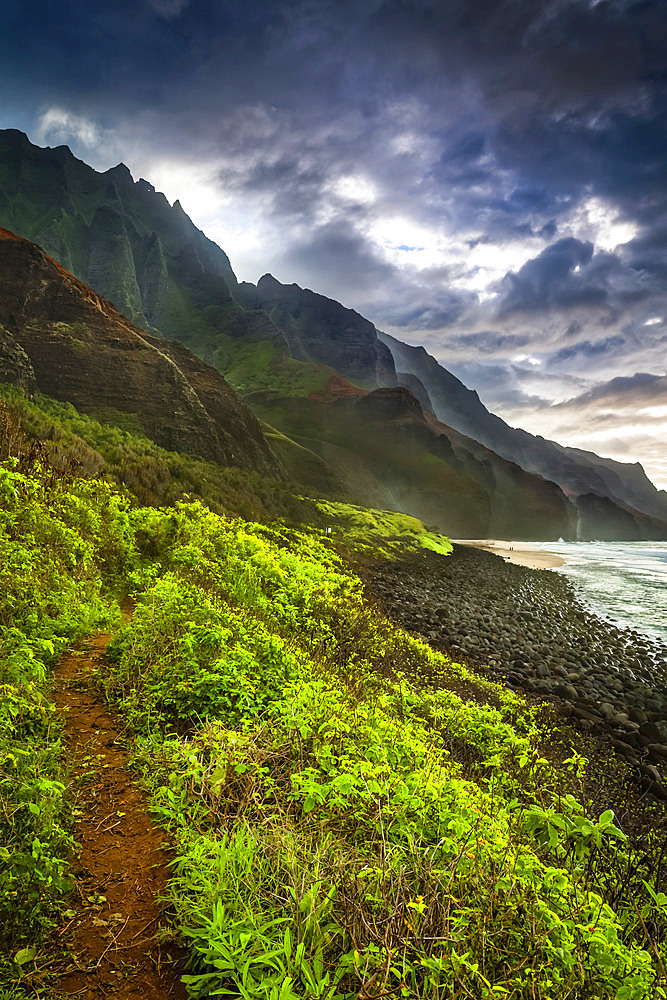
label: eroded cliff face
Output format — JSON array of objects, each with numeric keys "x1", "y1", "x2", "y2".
[
  {"x1": 379, "y1": 330, "x2": 667, "y2": 528},
  {"x1": 247, "y1": 383, "x2": 576, "y2": 540},
  {"x1": 0, "y1": 228, "x2": 280, "y2": 476}
]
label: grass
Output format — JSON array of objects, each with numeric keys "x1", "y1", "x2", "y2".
[
  {"x1": 219, "y1": 337, "x2": 337, "y2": 399},
  {"x1": 297, "y1": 497, "x2": 454, "y2": 559}
]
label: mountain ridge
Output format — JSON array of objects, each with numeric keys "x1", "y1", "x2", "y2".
[
  {"x1": 1, "y1": 129, "x2": 664, "y2": 539},
  {"x1": 379, "y1": 330, "x2": 667, "y2": 523}
]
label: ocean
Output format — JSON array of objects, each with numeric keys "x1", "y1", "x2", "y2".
[{"x1": 532, "y1": 540, "x2": 667, "y2": 645}]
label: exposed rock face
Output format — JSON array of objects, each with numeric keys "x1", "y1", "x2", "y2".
[
  {"x1": 355, "y1": 386, "x2": 423, "y2": 422},
  {"x1": 395, "y1": 372, "x2": 434, "y2": 414},
  {"x1": 238, "y1": 274, "x2": 397, "y2": 388},
  {"x1": 379, "y1": 330, "x2": 667, "y2": 534},
  {"x1": 0, "y1": 324, "x2": 36, "y2": 394},
  {"x1": 0, "y1": 228, "x2": 280, "y2": 475}
]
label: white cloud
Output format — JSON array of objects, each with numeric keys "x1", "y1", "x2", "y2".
[
  {"x1": 36, "y1": 107, "x2": 103, "y2": 149},
  {"x1": 330, "y1": 174, "x2": 377, "y2": 205},
  {"x1": 564, "y1": 196, "x2": 639, "y2": 251}
]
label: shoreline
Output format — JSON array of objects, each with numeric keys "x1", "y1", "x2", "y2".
[
  {"x1": 362, "y1": 545, "x2": 667, "y2": 785},
  {"x1": 451, "y1": 538, "x2": 566, "y2": 570}
]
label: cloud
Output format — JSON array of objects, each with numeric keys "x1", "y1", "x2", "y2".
[
  {"x1": 36, "y1": 107, "x2": 103, "y2": 148},
  {"x1": 555, "y1": 372, "x2": 667, "y2": 413},
  {"x1": 498, "y1": 238, "x2": 597, "y2": 315},
  {"x1": 3, "y1": 0, "x2": 667, "y2": 483},
  {"x1": 147, "y1": 0, "x2": 192, "y2": 17}
]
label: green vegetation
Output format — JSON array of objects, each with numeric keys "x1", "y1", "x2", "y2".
[
  {"x1": 0, "y1": 387, "x2": 311, "y2": 521},
  {"x1": 298, "y1": 497, "x2": 453, "y2": 558},
  {"x1": 217, "y1": 336, "x2": 336, "y2": 399},
  {"x1": 0, "y1": 455, "x2": 135, "y2": 986},
  {"x1": 2, "y1": 397, "x2": 667, "y2": 998},
  {"x1": 100, "y1": 503, "x2": 666, "y2": 999}
]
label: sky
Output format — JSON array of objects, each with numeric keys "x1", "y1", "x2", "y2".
[{"x1": 1, "y1": 0, "x2": 666, "y2": 487}]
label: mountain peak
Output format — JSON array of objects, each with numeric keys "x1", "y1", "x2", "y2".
[
  {"x1": 257, "y1": 273, "x2": 281, "y2": 287},
  {"x1": 105, "y1": 162, "x2": 133, "y2": 184}
]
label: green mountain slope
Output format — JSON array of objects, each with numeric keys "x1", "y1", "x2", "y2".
[
  {"x1": 0, "y1": 129, "x2": 243, "y2": 342},
  {"x1": 249, "y1": 385, "x2": 575, "y2": 539}
]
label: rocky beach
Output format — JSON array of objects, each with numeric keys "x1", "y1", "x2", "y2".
[{"x1": 362, "y1": 544, "x2": 667, "y2": 799}]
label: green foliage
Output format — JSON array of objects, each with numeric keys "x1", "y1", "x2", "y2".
[
  {"x1": 1, "y1": 404, "x2": 666, "y2": 997},
  {"x1": 0, "y1": 387, "x2": 316, "y2": 521},
  {"x1": 217, "y1": 336, "x2": 334, "y2": 399},
  {"x1": 101, "y1": 499, "x2": 666, "y2": 1000},
  {"x1": 298, "y1": 498, "x2": 453, "y2": 559},
  {"x1": 0, "y1": 455, "x2": 136, "y2": 983},
  {"x1": 105, "y1": 576, "x2": 308, "y2": 731}
]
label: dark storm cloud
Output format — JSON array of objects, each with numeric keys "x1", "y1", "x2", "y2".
[
  {"x1": 148, "y1": 0, "x2": 193, "y2": 17},
  {"x1": 446, "y1": 331, "x2": 533, "y2": 354},
  {"x1": 551, "y1": 336, "x2": 628, "y2": 365},
  {"x1": 278, "y1": 219, "x2": 396, "y2": 295},
  {"x1": 499, "y1": 238, "x2": 597, "y2": 314},
  {"x1": 3, "y1": 0, "x2": 666, "y2": 249},
  {"x1": 554, "y1": 372, "x2": 667, "y2": 412},
  {"x1": 495, "y1": 237, "x2": 667, "y2": 359},
  {"x1": 1, "y1": 0, "x2": 667, "y2": 481}
]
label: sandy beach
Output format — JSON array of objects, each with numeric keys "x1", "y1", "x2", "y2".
[{"x1": 451, "y1": 539, "x2": 566, "y2": 569}]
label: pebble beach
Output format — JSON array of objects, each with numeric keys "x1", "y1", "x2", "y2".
[{"x1": 363, "y1": 543, "x2": 667, "y2": 799}]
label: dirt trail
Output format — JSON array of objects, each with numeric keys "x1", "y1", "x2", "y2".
[{"x1": 52, "y1": 630, "x2": 188, "y2": 999}]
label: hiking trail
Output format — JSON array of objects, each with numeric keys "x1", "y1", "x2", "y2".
[{"x1": 52, "y1": 627, "x2": 188, "y2": 999}]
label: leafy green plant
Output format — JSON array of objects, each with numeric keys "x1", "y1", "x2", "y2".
[
  {"x1": 0, "y1": 452, "x2": 135, "y2": 987},
  {"x1": 102, "y1": 498, "x2": 667, "y2": 999}
]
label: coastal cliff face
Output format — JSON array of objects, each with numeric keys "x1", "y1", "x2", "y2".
[
  {"x1": 0, "y1": 228, "x2": 280, "y2": 476},
  {"x1": 575, "y1": 493, "x2": 667, "y2": 541},
  {"x1": 379, "y1": 330, "x2": 667, "y2": 538},
  {"x1": 249, "y1": 384, "x2": 575, "y2": 539}
]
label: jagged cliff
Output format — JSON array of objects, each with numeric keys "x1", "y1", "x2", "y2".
[
  {"x1": 237, "y1": 274, "x2": 397, "y2": 388},
  {"x1": 248, "y1": 384, "x2": 575, "y2": 539},
  {"x1": 0, "y1": 129, "x2": 242, "y2": 342},
  {"x1": 0, "y1": 228, "x2": 280, "y2": 476}
]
